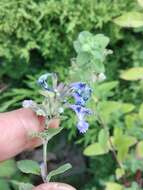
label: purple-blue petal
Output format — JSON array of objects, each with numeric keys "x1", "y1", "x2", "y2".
[
  {"x1": 77, "y1": 120, "x2": 89, "y2": 133},
  {"x1": 71, "y1": 82, "x2": 92, "y2": 103},
  {"x1": 81, "y1": 86, "x2": 92, "y2": 101},
  {"x1": 69, "y1": 105, "x2": 92, "y2": 121},
  {"x1": 38, "y1": 73, "x2": 53, "y2": 91},
  {"x1": 72, "y1": 92, "x2": 86, "y2": 106},
  {"x1": 70, "y1": 82, "x2": 86, "y2": 90},
  {"x1": 22, "y1": 100, "x2": 34, "y2": 108}
]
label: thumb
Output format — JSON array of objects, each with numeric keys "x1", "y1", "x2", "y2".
[{"x1": 34, "y1": 183, "x2": 76, "y2": 190}]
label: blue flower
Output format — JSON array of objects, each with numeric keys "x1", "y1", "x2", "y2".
[
  {"x1": 81, "y1": 85, "x2": 92, "y2": 101},
  {"x1": 69, "y1": 82, "x2": 92, "y2": 133},
  {"x1": 69, "y1": 104, "x2": 92, "y2": 133},
  {"x1": 37, "y1": 74, "x2": 92, "y2": 133},
  {"x1": 70, "y1": 105, "x2": 92, "y2": 119},
  {"x1": 70, "y1": 82, "x2": 92, "y2": 105},
  {"x1": 22, "y1": 100, "x2": 34, "y2": 108},
  {"x1": 70, "y1": 82, "x2": 86, "y2": 92},
  {"x1": 72, "y1": 92, "x2": 86, "y2": 106},
  {"x1": 77, "y1": 120, "x2": 89, "y2": 133},
  {"x1": 38, "y1": 73, "x2": 53, "y2": 91}
]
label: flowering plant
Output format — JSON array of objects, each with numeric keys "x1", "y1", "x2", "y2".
[
  {"x1": 15, "y1": 31, "x2": 110, "y2": 189},
  {"x1": 17, "y1": 72, "x2": 92, "y2": 188}
]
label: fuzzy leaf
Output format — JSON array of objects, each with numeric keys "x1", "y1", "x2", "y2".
[
  {"x1": 11, "y1": 180, "x2": 34, "y2": 190},
  {"x1": 17, "y1": 160, "x2": 40, "y2": 175},
  {"x1": 114, "y1": 12, "x2": 143, "y2": 28},
  {"x1": 136, "y1": 141, "x2": 143, "y2": 158},
  {"x1": 19, "y1": 183, "x2": 34, "y2": 190},
  {"x1": 44, "y1": 127, "x2": 63, "y2": 141},
  {"x1": 84, "y1": 143, "x2": 108, "y2": 156},
  {"x1": 106, "y1": 182, "x2": 123, "y2": 190},
  {"x1": 98, "y1": 129, "x2": 109, "y2": 152},
  {"x1": 121, "y1": 103, "x2": 135, "y2": 113},
  {"x1": 139, "y1": 103, "x2": 143, "y2": 120},
  {"x1": 0, "y1": 179, "x2": 10, "y2": 190},
  {"x1": 98, "y1": 101, "x2": 135, "y2": 123},
  {"x1": 46, "y1": 163, "x2": 72, "y2": 182},
  {"x1": 39, "y1": 90, "x2": 54, "y2": 98},
  {"x1": 113, "y1": 128, "x2": 137, "y2": 162},
  {"x1": 0, "y1": 159, "x2": 17, "y2": 177},
  {"x1": 115, "y1": 168, "x2": 125, "y2": 179},
  {"x1": 94, "y1": 81, "x2": 118, "y2": 99},
  {"x1": 125, "y1": 114, "x2": 139, "y2": 129},
  {"x1": 70, "y1": 31, "x2": 110, "y2": 82},
  {"x1": 94, "y1": 34, "x2": 110, "y2": 49},
  {"x1": 33, "y1": 127, "x2": 63, "y2": 141},
  {"x1": 120, "y1": 67, "x2": 143, "y2": 81}
]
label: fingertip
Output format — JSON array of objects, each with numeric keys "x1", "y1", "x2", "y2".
[
  {"x1": 48, "y1": 119, "x2": 60, "y2": 129},
  {"x1": 0, "y1": 108, "x2": 44, "y2": 160},
  {"x1": 0, "y1": 108, "x2": 60, "y2": 160},
  {"x1": 33, "y1": 183, "x2": 76, "y2": 190}
]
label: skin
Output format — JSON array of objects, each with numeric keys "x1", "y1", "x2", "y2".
[{"x1": 0, "y1": 108, "x2": 76, "y2": 190}]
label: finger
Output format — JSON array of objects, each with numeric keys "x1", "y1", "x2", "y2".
[
  {"x1": 0, "y1": 108, "x2": 59, "y2": 161},
  {"x1": 48, "y1": 119, "x2": 60, "y2": 129},
  {"x1": 27, "y1": 118, "x2": 60, "y2": 150},
  {"x1": 33, "y1": 183, "x2": 76, "y2": 190}
]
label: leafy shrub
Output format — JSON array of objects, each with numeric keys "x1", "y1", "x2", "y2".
[
  {"x1": 1, "y1": 0, "x2": 143, "y2": 190},
  {"x1": 0, "y1": 0, "x2": 136, "y2": 80}
]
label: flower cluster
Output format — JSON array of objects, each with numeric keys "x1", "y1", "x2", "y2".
[
  {"x1": 70, "y1": 82, "x2": 92, "y2": 133},
  {"x1": 22, "y1": 73, "x2": 92, "y2": 133}
]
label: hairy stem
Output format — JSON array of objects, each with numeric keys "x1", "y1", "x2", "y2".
[{"x1": 42, "y1": 140, "x2": 48, "y2": 182}]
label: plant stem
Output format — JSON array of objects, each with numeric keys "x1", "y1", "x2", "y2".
[
  {"x1": 95, "y1": 109, "x2": 122, "y2": 168},
  {"x1": 42, "y1": 140, "x2": 48, "y2": 182},
  {"x1": 95, "y1": 109, "x2": 128, "y2": 184}
]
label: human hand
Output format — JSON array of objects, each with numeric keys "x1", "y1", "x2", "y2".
[{"x1": 0, "y1": 108, "x2": 76, "y2": 190}]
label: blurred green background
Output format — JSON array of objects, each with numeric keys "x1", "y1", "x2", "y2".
[{"x1": 0, "y1": 0, "x2": 143, "y2": 189}]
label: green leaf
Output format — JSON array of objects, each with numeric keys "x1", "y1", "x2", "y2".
[
  {"x1": 11, "y1": 181, "x2": 34, "y2": 190},
  {"x1": 98, "y1": 101, "x2": 135, "y2": 123},
  {"x1": 120, "y1": 67, "x2": 143, "y2": 81},
  {"x1": 125, "y1": 114, "x2": 139, "y2": 129},
  {"x1": 91, "y1": 58, "x2": 105, "y2": 73},
  {"x1": 0, "y1": 179, "x2": 10, "y2": 190},
  {"x1": 46, "y1": 163, "x2": 72, "y2": 182},
  {"x1": 0, "y1": 159, "x2": 17, "y2": 177},
  {"x1": 76, "y1": 52, "x2": 90, "y2": 66},
  {"x1": 136, "y1": 141, "x2": 143, "y2": 158},
  {"x1": 94, "y1": 81, "x2": 118, "y2": 99},
  {"x1": 39, "y1": 90, "x2": 55, "y2": 98},
  {"x1": 19, "y1": 183, "x2": 34, "y2": 190},
  {"x1": 113, "y1": 128, "x2": 137, "y2": 162},
  {"x1": 98, "y1": 129, "x2": 109, "y2": 152},
  {"x1": 33, "y1": 127, "x2": 63, "y2": 141},
  {"x1": 94, "y1": 34, "x2": 110, "y2": 49},
  {"x1": 114, "y1": 12, "x2": 143, "y2": 28},
  {"x1": 44, "y1": 127, "x2": 63, "y2": 141},
  {"x1": 121, "y1": 103, "x2": 135, "y2": 113},
  {"x1": 106, "y1": 182, "x2": 123, "y2": 190},
  {"x1": 115, "y1": 168, "x2": 125, "y2": 179},
  {"x1": 71, "y1": 31, "x2": 110, "y2": 82},
  {"x1": 83, "y1": 143, "x2": 108, "y2": 156},
  {"x1": 139, "y1": 103, "x2": 143, "y2": 120},
  {"x1": 78, "y1": 31, "x2": 93, "y2": 44},
  {"x1": 17, "y1": 160, "x2": 40, "y2": 175}
]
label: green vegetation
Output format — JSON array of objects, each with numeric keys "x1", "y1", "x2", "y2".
[{"x1": 1, "y1": 0, "x2": 143, "y2": 189}]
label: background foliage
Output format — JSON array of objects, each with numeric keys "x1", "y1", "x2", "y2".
[{"x1": 0, "y1": 0, "x2": 143, "y2": 189}]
